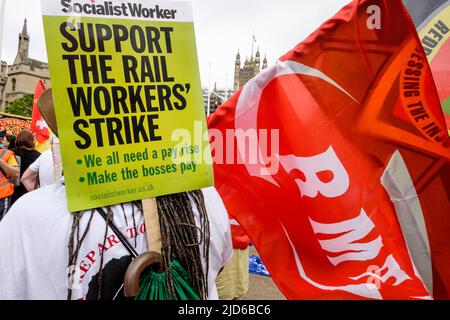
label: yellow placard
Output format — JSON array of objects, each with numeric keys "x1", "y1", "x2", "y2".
[{"x1": 41, "y1": 0, "x2": 213, "y2": 212}]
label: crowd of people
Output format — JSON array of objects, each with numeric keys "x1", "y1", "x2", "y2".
[{"x1": 0, "y1": 129, "x2": 53, "y2": 221}]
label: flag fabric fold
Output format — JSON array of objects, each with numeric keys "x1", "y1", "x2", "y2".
[{"x1": 208, "y1": 0, "x2": 450, "y2": 300}]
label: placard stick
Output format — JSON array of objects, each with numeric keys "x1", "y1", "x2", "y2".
[
  {"x1": 142, "y1": 198, "x2": 162, "y2": 255},
  {"x1": 123, "y1": 198, "x2": 164, "y2": 297}
]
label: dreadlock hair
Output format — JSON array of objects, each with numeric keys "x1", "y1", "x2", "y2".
[
  {"x1": 157, "y1": 190, "x2": 210, "y2": 300},
  {"x1": 67, "y1": 191, "x2": 210, "y2": 300}
]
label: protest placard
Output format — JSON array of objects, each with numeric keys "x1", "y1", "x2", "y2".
[{"x1": 41, "y1": 0, "x2": 213, "y2": 212}]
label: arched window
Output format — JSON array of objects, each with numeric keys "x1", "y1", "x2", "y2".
[{"x1": 11, "y1": 78, "x2": 16, "y2": 91}]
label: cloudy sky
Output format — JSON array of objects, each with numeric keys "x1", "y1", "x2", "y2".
[{"x1": 0, "y1": 0, "x2": 351, "y2": 89}]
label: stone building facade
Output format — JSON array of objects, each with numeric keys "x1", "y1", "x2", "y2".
[
  {"x1": 233, "y1": 48, "x2": 267, "y2": 91},
  {"x1": 203, "y1": 46, "x2": 268, "y2": 115},
  {"x1": 0, "y1": 19, "x2": 51, "y2": 110}
]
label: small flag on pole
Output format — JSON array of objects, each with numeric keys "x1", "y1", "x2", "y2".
[{"x1": 31, "y1": 80, "x2": 50, "y2": 152}]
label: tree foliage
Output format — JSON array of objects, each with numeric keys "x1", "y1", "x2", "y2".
[{"x1": 5, "y1": 94, "x2": 34, "y2": 117}]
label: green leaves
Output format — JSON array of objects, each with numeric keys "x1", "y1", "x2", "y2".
[{"x1": 5, "y1": 94, "x2": 33, "y2": 117}]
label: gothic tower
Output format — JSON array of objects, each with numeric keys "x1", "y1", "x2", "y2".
[
  {"x1": 1, "y1": 18, "x2": 51, "y2": 111},
  {"x1": 233, "y1": 50, "x2": 241, "y2": 91},
  {"x1": 262, "y1": 54, "x2": 268, "y2": 70},
  {"x1": 255, "y1": 48, "x2": 261, "y2": 73},
  {"x1": 233, "y1": 38, "x2": 268, "y2": 91},
  {"x1": 14, "y1": 19, "x2": 30, "y2": 64}
]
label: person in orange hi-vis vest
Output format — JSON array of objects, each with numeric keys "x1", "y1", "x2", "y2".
[{"x1": 0, "y1": 130, "x2": 19, "y2": 221}]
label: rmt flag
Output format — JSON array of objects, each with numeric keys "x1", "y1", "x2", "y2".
[{"x1": 208, "y1": 0, "x2": 450, "y2": 299}]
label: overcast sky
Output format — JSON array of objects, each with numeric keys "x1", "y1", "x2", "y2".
[{"x1": 0, "y1": 0, "x2": 351, "y2": 89}]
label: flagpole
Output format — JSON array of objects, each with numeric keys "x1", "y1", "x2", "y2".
[
  {"x1": 251, "y1": 32, "x2": 254, "y2": 59},
  {"x1": 207, "y1": 62, "x2": 212, "y2": 117},
  {"x1": 225, "y1": 74, "x2": 228, "y2": 100},
  {"x1": 251, "y1": 30, "x2": 256, "y2": 59}
]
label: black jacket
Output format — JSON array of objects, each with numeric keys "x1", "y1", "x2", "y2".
[{"x1": 11, "y1": 148, "x2": 41, "y2": 205}]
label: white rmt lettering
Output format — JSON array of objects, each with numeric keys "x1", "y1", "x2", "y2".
[
  {"x1": 310, "y1": 209, "x2": 383, "y2": 266},
  {"x1": 278, "y1": 146, "x2": 349, "y2": 198}
]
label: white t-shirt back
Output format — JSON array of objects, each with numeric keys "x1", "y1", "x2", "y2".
[
  {"x1": 0, "y1": 181, "x2": 232, "y2": 300},
  {"x1": 28, "y1": 150, "x2": 54, "y2": 187}
]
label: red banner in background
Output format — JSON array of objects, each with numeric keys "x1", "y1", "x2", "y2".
[
  {"x1": 30, "y1": 80, "x2": 49, "y2": 144},
  {"x1": 209, "y1": 0, "x2": 450, "y2": 300},
  {"x1": 0, "y1": 117, "x2": 31, "y2": 134}
]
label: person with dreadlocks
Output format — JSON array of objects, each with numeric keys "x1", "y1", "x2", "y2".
[
  {"x1": 0, "y1": 90, "x2": 233, "y2": 300},
  {"x1": 0, "y1": 185, "x2": 232, "y2": 300}
]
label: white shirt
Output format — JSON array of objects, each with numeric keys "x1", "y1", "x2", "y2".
[
  {"x1": 28, "y1": 150, "x2": 54, "y2": 187},
  {"x1": 0, "y1": 181, "x2": 232, "y2": 300}
]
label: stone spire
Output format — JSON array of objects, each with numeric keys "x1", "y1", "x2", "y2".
[
  {"x1": 22, "y1": 18, "x2": 28, "y2": 35},
  {"x1": 234, "y1": 49, "x2": 241, "y2": 91},
  {"x1": 255, "y1": 47, "x2": 261, "y2": 71},
  {"x1": 15, "y1": 18, "x2": 30, "y2": 63},
  {"x1": 262, "y1": 54, "x2": 268, "y2": 69}
]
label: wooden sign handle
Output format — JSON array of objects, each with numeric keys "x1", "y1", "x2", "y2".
[
  {"x1": 142, "y1": 198, "x2": 162, "y2": 255},
  {"x1": 124, "y1": 198, "x2": 164, "y2": 297}
]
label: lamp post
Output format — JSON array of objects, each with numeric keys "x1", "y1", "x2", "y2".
[
  {"x1": 224, "y1": 73, "x2": 229, "y2": 101},
  {"x1": 207, "y1": 62, "x2": 212, "y2": 117}
]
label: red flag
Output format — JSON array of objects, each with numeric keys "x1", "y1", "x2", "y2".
[
  {"x1": 208, "y1": 0, "x2": 450, "y2": 300},
  {"x1": 31, "y1": 80, "x2": 49, "y2": 144}
]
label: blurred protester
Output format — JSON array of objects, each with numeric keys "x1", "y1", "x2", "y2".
[
  {"x1": 11, "y1": 130, "x2": 40, "y2": 205},
  {"x1": 21, "y1": 149, "x2": 52, "y2": 190},
  {"x1": 0, "y1": 131, "x2": 19, "y2": 221},
  {"x1": 22, "y1": 135, "x2": 62, "y2": 191},
  {"x1": 2, "y1": 133, "x2": 17, "y2": 151},
  {"x1": 0, "y1": 131, "x2": 5, "y2": 148},
  {"x1": 216, "y1": 217, "x2": 251, "y2": 300}
]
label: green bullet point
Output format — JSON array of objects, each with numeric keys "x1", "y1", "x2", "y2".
[
  {"x1": 79, "y1": 177, "x2": 85, "y2": 183},
  {"x1": 77, "y1": 160, "x2": 82, "y2": 165}
]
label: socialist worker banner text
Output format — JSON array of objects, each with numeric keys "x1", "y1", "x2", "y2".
[{"x1": 41, "y1": 0, "x2": 213, "y2": 212}]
